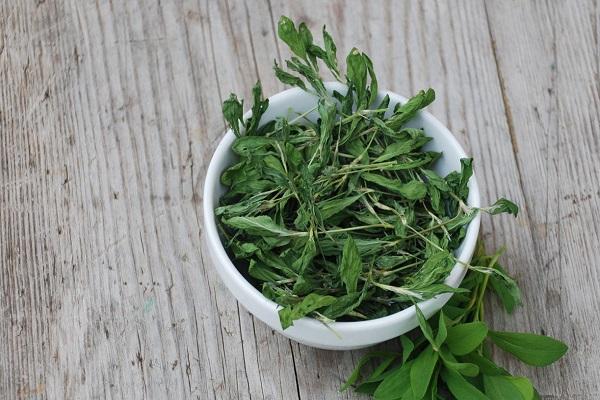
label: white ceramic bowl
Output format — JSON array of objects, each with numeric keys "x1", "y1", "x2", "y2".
[{"x1": 203, "y1": 82, "x2": 481, "y2": 350}]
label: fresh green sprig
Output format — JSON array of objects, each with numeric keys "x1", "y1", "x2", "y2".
[
  {"x1": 342, "y1": 242, "x2": 568, "y2": 399},
  {"x1": 217, "y1": 16, "x2": 519, "y2": 329}
]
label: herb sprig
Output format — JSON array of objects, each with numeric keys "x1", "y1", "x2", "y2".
[
  {"x1": 342, "y1": 241, "x2": 568, "y2": 399},
  {"x1": 218, "y1": 16, "x2": 519, "y2": 329}
]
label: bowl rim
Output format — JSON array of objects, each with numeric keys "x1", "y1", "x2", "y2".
[{"x1": 203, "y1": 82, "x2": 481, "y2": 333}]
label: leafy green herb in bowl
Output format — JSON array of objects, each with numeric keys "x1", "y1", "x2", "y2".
[
  {"x1": 212, "y1": 16, "x2": 515, "y2": 330},
  {"x1": 203, "y1": 14, "x2": 567, "y2": 395},
  {"x1": 218, "y1": 84, "x2": 516, "y2": 330}
]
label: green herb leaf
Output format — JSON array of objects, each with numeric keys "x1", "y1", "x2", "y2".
[
  {"x1": 489, "y1": 262, "x2": 522, "y2": 313},
  {"x1": 400, "y1": 335, "x2": 415, "y2": 364},
  {"x1": 274, "y1": 61, "x2": 307, "y2": 90},
  {"x1": 232, "y1": 136, "x2": 275, "y2": 156},
  {"x1": 446, "y1": 322, "x2": 489, "y2": 356},
  {"x1": 321, "y1": 291, "x2": 364, "y2": 320},
  {"x1": 461, "y1": 353, "x2": 508, "y2": 376},
  {"x1": 415, "y1": 306, "x2": 437, "y2": 350},
  {"x1": 317, "y1": 98, "x2": 337, "y2": 165},
  {"x1": 486, "y1": 198, "x2": 519, "y2": 217},
  {"x1": 222, "y1": 93, "x2": 244, "y2": 137},
  {"x1": 439, "y1": 347, "x2": 479, "y2": 377},
  {"x1": 278, "y1": 293, "x2": 336, "y2": 329},
  {"x1": 298, "y1": 22, "x2": 313, "y2": 50},
  {"x1": 292, "y1": 235, "x2": 317, "y2": 275},
  {"x1": 488, "y1": 331, "x2": 568, "y2": 366},
  {"x1": 444, "y1": 359, "x2": 480, "y2": 377},
  {"x1": 435, "y1": 312, "x2": 448, "y2": 346},
  {"x1": 373, "y1": 361, "x2": 413, "y2": 400},
  {"x1": 410, "y1": 344, "x2": 439, "y2": 398},
  {"x1": 441, "y1": 368, "x2": 490, "y2": 400},
  {"x1": 386, "y1": 89, "x2": 435, "y2": 130},
  {"x1": 286, "y1": 57, "x2": 326, "y2": 96},
  {"x1": 408, "y1": 251, "x2": 455, "y2": 290},
  {"x1": 277, "y1": 16, "x2": 306, "y2": 59},
  {"x1": 317, "y1": 194, "x2": 362, "y2": 220},
  {"x1": 362, "y1": 173, "x2": 427, "y2": 200},
  {"x1": 322, "y1": 26, "x2": 340, "y2": 78},
  {"x1": 341, "y1": 352, "x2": 397, "y2": 392},
  {"x1": 224, "y1": 216, "x2": 304, "y2": 237},
  {"x1": 374, "y1": 140, "x2": 420, "y2": 162},
  {"x1": 346, "y1": 48, "x2": 367, "y2": 107},
  {"x1": 339, "y1": 236, "x2": 362, "y2": 294},
  {"x1": 445, "y1": 211, "x2": 478, "y2": 232},
  {"x1": 364, "y1": 53, "x2": 378, "y2": 107},
  {"x1": 229, "y1": 241, "x2": 260, "y2": 258},
  {"x1": 246, "y1": 81, "x2": 269, "y2": 135},
  {"x1": 483, "y1": 375, "x2": 534, "y2": 400},
  {"x1": 458, "y1": 158, "x2": 473, "y2": 198},
  {"x1": 248, "y1": 259, "x2": 286, "y2": 282},
  {"x1": 422, "y1": 169, "x2": 450, "y2": 192}
]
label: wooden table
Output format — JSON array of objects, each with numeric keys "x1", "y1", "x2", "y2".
[{"x1": 1, "y1": 1, "x2": 598, "y2": 398}]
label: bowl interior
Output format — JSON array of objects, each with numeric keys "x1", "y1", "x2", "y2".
[{"x1": 203, "y1": 82, "x2": 481, "y2": 347}]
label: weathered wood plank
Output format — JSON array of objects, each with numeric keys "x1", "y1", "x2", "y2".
[
  {"x1": 485, "y1": 1, "x2": 600, "y2": 396},
  {"x1": 1, "y1": 0, "x2": 598, "y2": 399},
  {"x1": 203, "y1": 1, "x2": 302, "y2": 399},
  {"x1": 2, "y1": 0, "x2": 237, "y2": 398}
]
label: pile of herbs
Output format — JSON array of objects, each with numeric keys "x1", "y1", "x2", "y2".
[
  {"x1": 217, "y1": 15, "x2": 568, "y2": 399},
  {"x1": 218, "y1": 16, "x2": 516, "y2": 329},
  {"x1": 341, "y1": 241, "x2": 568, "y2": 399}
]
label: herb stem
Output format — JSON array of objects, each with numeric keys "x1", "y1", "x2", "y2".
[{"x1": 318, "y1": 223, "x2": 394, "y2": 235}]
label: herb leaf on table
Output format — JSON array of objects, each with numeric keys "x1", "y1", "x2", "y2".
[{"x1": 342, "y1": 242, "x2": 568, "y2": 399}]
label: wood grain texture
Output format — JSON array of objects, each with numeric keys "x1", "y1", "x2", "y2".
[{"x1": 0, "y1": 0, "x2": 597, "y2": 399}]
